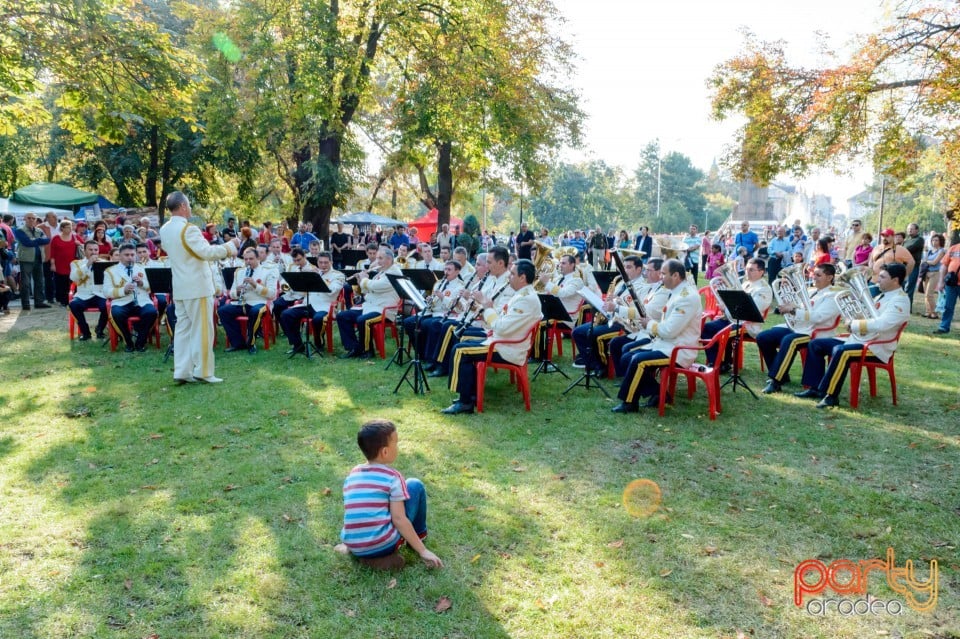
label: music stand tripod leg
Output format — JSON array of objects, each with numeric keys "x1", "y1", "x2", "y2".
[
  {"x1": 563, "y1": 323, "x2": 610, "y2": 397},
  {"x1": 394, "y1": 315, "x2": 430, "y2": 395}
]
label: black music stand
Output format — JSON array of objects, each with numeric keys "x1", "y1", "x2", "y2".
[
  {"x1": 533, "y1": 295, "x2": 571, "y2": 380},
  {"x1": 563, "y1": 319, "x2": 610, "y2": 398},
  {"x1": 401, "y1": 269, "x2": 441, "y2": 293},
  {"x1": 222, "y1": 267, "x2": 236, "y2": 292},
  {"x1": 716, "y1": 288, "x2": 764, "y2": 399},
  {"x1": 146, "y1": 268, "x2": 174, "y2": 360},
  {"x1": 281, "y1": 272, "x2": 331, "y2": 359},
  {"x1": 592, "y1": 270, "x2": 619, "y2": 292},
  {"x1": 385, "y1": 275, "x2": 430, "y2": 395},
  {"x1": 93, "y1": 261, "x2": 112, "y2": 285}
]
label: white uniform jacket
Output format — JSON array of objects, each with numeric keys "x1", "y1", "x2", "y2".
[
  {"x1": 845, "y1": 288, "x2": 909, "y2": 363},
  {"x1": 229, "y1": 265, "x2": 279, "y2": 306},
  {"x1": 543, "y1": 272, "x2": 585, "y2": 318},
  {"x1": 642, "y1": 280, "x2": 703, "y2": 368},
  {"x1": 360, "y1": 263, "x2": 402, "y2": 317},
  {"x1": 741, "y1": 278, "x2": 774, "y2": 337},
  {"x1": 158, "y1": 216, "x2": 238, "y2": 300},
  {"x1": 481, "y1": 284, "x2": 543, "y2": 365},
  {"x1": 784, "y1": 286, "x2": 841, "y2": 337},
  {"x1": 626, "y1": 281, "x2": 671, "y2": 340},
  {"x1": 427, "y1": 277, "x2": 465, "y2": 316},
  {"x1": 70, "y1": 259, "x2": 105, "y2": 301},
  {"x1": 105, "y1": 263, "x2": 151, "y2": 307}
]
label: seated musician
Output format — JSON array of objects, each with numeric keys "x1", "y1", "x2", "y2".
[
  {"x1": 395, "y1": 243, "x2": 413, "y2": 269},
  {"x1": 307, "y1": 240, "x2": 323, "y2": 260},
  {"x1": 423, "y1": 252, "x2": 489, "y2": 375},
  {"x1": 532, "y1": 254, "x2": 584, "y2": 360},
  {"x1": 273, "y1": 247, "x2": 315, "y2": 318},
  {"x1": 607, "y1": 258, "x2": 671, "y2": 377},
  {"x1": 219, "y1": 247, "x2": 279, "y2": 354},
  {"x1": 417, "y1": 242, "x2": 444, "y2": 271},
  {"x1": 265, "y1": 237, "x2": 293, "y2": 270},
  {"x1": 611, "y1": 259, "x2": 702, "y2": 413},
  {"x1": 136, "y1": 242, "x2": 169, "y2": 320},
  {"x1": 438, "y1": 246, "x2": 452, "y2": 266},
  {"x1": 278, "y1": 250, "x2": 345, "y2": 355},
  {"x1": 453, "y1": 246, "x2": 475, "y2": 278},
  {"x1": 796, "y1": 263, "x2": 909, "y2": 408},
  {"x1": 402, "y1": 260, "x2": 463, "y2": 361},
  {"x1": 428, "y1": 247, "x2": 514, "y2": 377},
  {"x1": 701, "y1": 258, "x2": 772, "y2": 370},
  {"x1": 441, "y1": 259, "x2": 542, "y2": 415},
  {"x1": 69, "y1": 240, "x2": 108, "y2": 341},
  {"x1": 336, "y1": 246, "x2": 403, "y2": 359},
  {"x1": 758, "y1": 263, "x2": 841, "y2": 394},
  {"x1": 345, "y1": 242, "x2": 380, "y2": 308},
  {"x1": 105, "y1": 243, "x2": 158, "y2": 352},
  {"x1": 571, "y1": 254, "x2": 645, "y2": 374}
]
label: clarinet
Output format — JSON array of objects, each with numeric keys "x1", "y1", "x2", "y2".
[
  {"x1": 453, "y1": 280, "x2": 510, "y2": 339},
  {"x1": 239, "y1": 266, "x2": 253, "y2": 305},
  {"x1": 439, "y1": 271, "x2": 479, "y2": 322}
]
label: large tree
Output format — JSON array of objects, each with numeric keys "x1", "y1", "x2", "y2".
[{"x1": 709, "y1": 1, "x2": 960, "y2": 228}]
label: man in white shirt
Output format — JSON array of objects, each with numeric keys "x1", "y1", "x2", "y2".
[{"x1": 68, "y1": 240, "x2": 108, "y2": 340}]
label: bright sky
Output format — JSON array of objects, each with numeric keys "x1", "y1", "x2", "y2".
[{"x1": 553, "y1": 0, "x2": 890, "y2": 215}]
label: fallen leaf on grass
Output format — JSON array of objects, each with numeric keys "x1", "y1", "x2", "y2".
[
  {"x1": 512, "y1": 467, "x2": 526, "y2": 473},
  {"x1": 84, "y1": 386, "x2": 97, "y2": 393},
  {"x1": 607, "y1": 539, "x2": 624, "y2": 549},
  {"x1": 279, "y1": 409, "x2": 289, "y2": 416},
  {"x1": 470, "y1": 554, "x2": 481, "y2": 564},
  {"x1": 595, "y1": 561, "x2": 605, "y2": 568},
  {"x1": 464, "y1": 506, "x2": 476, "y2": 512},
  {"x1": 281, "y1": 513, "x2": 299, "y2": 523},
  {"x1": 223, "y1": 484, "x2": 240, "y2": 492},
  {"x1": 387, "y1": 578, "x2": 397, "y2": 589},
  {"x1": 659, "y1": 569, "x2": 673, "y2": 577},
  {"x1": 322, "y1": 487, "x2": 332, "y2": 496},
  {"x1": 704, "y1": 545, "x2": 718, "y2": 556},
  {"x1": 737, "y1": 631, "x2": 748, "y2": 639},
  {"x1": 680, "y1": 533, "x2": 694, "y2": 540},
  {"x1": 758, "y1": 592, "x2": 774, "y2": 607},
  {"x1": 148, "y1": 433, "x2": 163, "y2": 440},
  {"x1": 146, "y1": 458, "x2": 158, "y2": 466},
  {"x1": 143, "y1": 634, "x2": 160, "y2": 639},
  {"x1": 211, "y1": 444, "x2": 225, "y2": 450},
  {"x1": 140, "y1": 485, "x2": 158, "y2": 490},
  {"x1": 535, "y1": 598, "x2": 547, "y2": 610},
  {"x1": 552, "y1": 473, "x2": 566, "y2": 480},
  {"x1": 124, "y1": 579, "x2": 132, "y2": 590},
  {"x1": 435, "y1": 596, "x2": 452, "y2": 613}
]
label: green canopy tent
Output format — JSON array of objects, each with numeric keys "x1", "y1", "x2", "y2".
[{"x1": 11, "y1": 182, "x2": 100, "y2": 211}]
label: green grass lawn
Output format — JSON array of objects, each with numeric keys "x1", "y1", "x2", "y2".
[{"x1": 1, "y1": 314, "x2": 958, "y2": 638}]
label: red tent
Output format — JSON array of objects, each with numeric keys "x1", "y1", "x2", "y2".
[{"x1": 407, "y1": 208, "x2": 463, "y2": 240}]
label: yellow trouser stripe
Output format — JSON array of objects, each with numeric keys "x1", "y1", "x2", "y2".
[
  {"x1": 200, "y1": 297, "x2": 210, "y2": 377},
  {"x1": 449, "y1": 344, "x2": 490, "y2": 393},
  {"x1": 596, "y1": 331, "x2": 618, "y2": 365},
  {"x1": 625, "y1": 356, "x2": 671, "y2": 403},
  {"x1": 363, "y1": 315, "x2": 383, "y2": 351},
  {"x1": 251, "y1": 306, "x2": 267, "y2": 342},
  {"x1": 825, "y1": 348, "x2": 874, "y2": 396},
  {"x1": 774, "y1": 335, "x2": 809, "y2": 381}
]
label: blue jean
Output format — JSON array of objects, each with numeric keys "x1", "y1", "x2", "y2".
[
  {"x1": 939, "y1": 284, "x2": 959, "y2": 332},
  {"x1": 363, "y1": 478, "x2": 428, "y2": 558}
]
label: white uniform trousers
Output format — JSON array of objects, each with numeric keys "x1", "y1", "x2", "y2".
[{"x1": 173, "y1": 296, "x2": 217, "y2": 380}]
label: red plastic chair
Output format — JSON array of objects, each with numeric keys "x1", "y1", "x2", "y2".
[
  {"x1": 546, "y1": 300, "x2": 584, "y2": 360},
  {"x1": 299, "y1": 290, "x2": 344, "y2": 353},
  {"x1": 224, "y1": 306, "x2": 274, "y2": 350},
  {"x1": 67, "y1": 284, "x2": 103, "y2": 340},
  {"x1": 735, "y1": 307, "x2": 770, "y2": 370},
  {"x1": 476, "y1": 323, "x2": 539, "y2": 413},
  {"x1": 106, "y1": 298, "x2": 162, "y2": 351},
  {"x1": 371, "y1": 301, "x2": 403, "y2": 359},
  {"x1": 658, "y1": 325, "x2": 733, "y2": 420},
  {"x1": 797, "y1": 315, "x2": 842, "y2": 368},
  {"x1": 848, "y1": 322, "x2": 907, "y2": 409}
]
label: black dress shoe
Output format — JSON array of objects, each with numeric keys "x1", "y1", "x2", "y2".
[
  {"x1": 718, "y1": 362, "x2": 732, "y2": 374},
  {"x1": 224, "y1": 346, "x2": 246, "y2": 353},
  {"x1": 441, "y1": 401, "x2": 475, "y2": 415},
  {"x1": 124, "y1": 345, "x2": 135, "y2": 353},
  {"x1": 762, "y1": 380, "x2": 782, "y2": 394},
  {"x1": 933, "y1": 328, "x2": 949, "y2": 334},
  {"x1": 78, "y1": 334, "x2": 92, "y2": 342},
  {"x1": 247, "y1": 345, "x2": 257, "y2": 354},
  {"x1": 339, "y1": 350, "x2": 358, "y2": 359},
  {"x1": 794, "y1": 388, "x2": 824, "y2": 399},
  {"x1": 286, "y1": 344, "x2": 306, "y2": 356},
  {"x1": 35, "y1": 303, "x2": 52, "y2": 309},
  {"x1": 423, "y1": 362, "x2": 437, "y2": 372},
  {"x1": 136, "y1": 346, "x2": 147, "y2": 353},
  {"x1": 611, "y1": 402, "x2": 639, "y2": 413},
  {"x1": 816, "y1": 395, "x2": 839, "y2": 409},
  {"x1": 428, "y1": 369, "x2": 447, "y2": 378},
  {"x1": 643, "y1": 394, "x2": 669, "y2": 408},
  {"x1": 21, "y1": 306, "x2": 30, "y2": 311},
  {"x1": 357, "y1": 351, "x2": 373, "y2": 359},
  {"x1": 95, "y1": 331, "x2": 105, "y2": 340}
]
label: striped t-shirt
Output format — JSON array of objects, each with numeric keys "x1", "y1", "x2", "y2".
[{"x1": 340, "y1": 463, "x2": 410, "y2": 556}]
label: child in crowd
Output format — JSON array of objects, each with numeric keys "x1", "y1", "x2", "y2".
[
  {"x1": 338, "y1": 419, "x2": 443, "y2": 571},
  {"x1": 756, "y1": 240, "x2": 769, "y2": 262},
  {"x1": 705, "y1": 243, "x2": 725, "y2": 279},
  {"x1": 733, "y1": 246, "x2": 748, "y2": 277}
]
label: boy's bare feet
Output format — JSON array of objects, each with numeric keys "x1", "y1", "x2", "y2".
[{"x1": 334, "y1": 543, "x2": 350, "y2": 555}]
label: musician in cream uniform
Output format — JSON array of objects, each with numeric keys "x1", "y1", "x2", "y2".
[
  {"x1": 612, "y1": 259, "x2": 703, "y2": 413},
  {"x1": 264, "y1": 237, "x2": 293, "y2": 270},
  {"x1": 442, "y1": 259, "x2": 543, "y2": 414},
  {"x1": 701, "y1": 258, "x2": 773, "y2": 368},
  {"x1": 758, "y1": 263, "x2": 842, "y2": 394},
  {"x1": 798, "y1": 263, "x2": 910, "y2": 408},
  {"x1": 105, "y1": 243, "x2": 158, "y2": 352},
  {"x1": 403, "y1": 260, "x2": 464, "y2": 361},
  {"x1": 136, "y1": 243, "x2": 170, "y2": 320},
  {"x1": 416, "y1": 242, "x2": 445, "y2": 271},
  {"x1": 532, "y1": 253, "x2": 584, "y2": 359},
  {"x1": 571, "y1": 254, "x2": 646, "y2": 372},
  {"x1": 336, "y1": 246, "x2": 402, "y2": 358},
  {"x1": 219, "y1": 247, "x2": 279, "y2": 354},
  {"x1": 69, "y1": 240, "x2": 109, "y2": 341},
  {"x1": 273, "y1": 247, "x2": 314, "y2": 318},
  {"x1": 159, "y1": 191, "x2": 241, "y2": 382},
  {"x1": 276, "y1": 249, "x2": 344, "y2": 355},
  {"x1": 607, "y1": 258, "x2": 673, "y2": 377},
  {"x1": 431, "y1": 247, "x2": 513, "y2": 377},
  {"x1": 425, "y1": 252, "x2": 489, "y2": 374}
]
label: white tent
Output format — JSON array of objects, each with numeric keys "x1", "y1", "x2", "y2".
[{"x1": 0, "y1": 198, "x2": 73, "y2": 227}]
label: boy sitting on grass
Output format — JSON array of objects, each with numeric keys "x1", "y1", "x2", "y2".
[{"x1": 336, "y1": 419, "x2": 443, "y2": 571}]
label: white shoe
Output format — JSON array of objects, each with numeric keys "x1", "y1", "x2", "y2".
[{"x1": 198, "y1": 376, "x2": 223, "y2": 383}]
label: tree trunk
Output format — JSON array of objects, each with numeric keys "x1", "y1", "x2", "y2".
[
  {"x1": 436, "y1": 140, "x2": 453, "y2": 228},
  {"x1": 301, "y1": 134, "x2": 341, "y2": 246},
  {"x1": 145, "y1": 125, "x2": 160, "y2": 209},
  {"x1": 158, "y1": 139, "x2": 173, "y2": 225}
]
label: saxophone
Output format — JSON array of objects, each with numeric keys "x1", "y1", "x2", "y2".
[{"x1": 772, "y1": 263, "x2": 812, "y2": 330}]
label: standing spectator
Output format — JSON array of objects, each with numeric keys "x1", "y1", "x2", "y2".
[
  {"x1": 1, "y1": 214, "x2": 16, "y2": 293},
  {"x1": 853, "y1": 233, "x2": 873, "y2": 266},
  {"x1": 617, "y1": 230, "x2": 631, "y2": 249},
  {"x1": 258, "y1": 220, "x2": 274, "y2": 245},
  {"x1": 843, "y1": 219, "x2": 865, "y2": 266},
  {"x1": 40, "y1": 212, "x2": 60, "y2": 304},
  {"x1": 734, "y1": 221, "x2": 759, "y2": 257},
  {"x1": 389, "y1": 225, "x2": 411, "y2": 252},
  {"x1": 682, "y1": 224, "x2": 702, "y2": 284},
  {"x1": 933, "y1": 234, "x2": 960, "y2": 335},
  {"x1": 538, "y1": 227, "x2": 554, "y2": 247},
  {"x1": 330, "y1": 222, "x2": 351, "y2": 269},
  {"x1": 634, "y1": 226, "x2": 653, "y2": 261},
  {"x1": 13, "y1": 213, "x2": 51, "y2": 309},
  {"x1": 700, "y1": 230, "x2": 712, "y2": 271},
  {"x1": 350, "y1": 225, "x2": 361, "y2": 247},
  {"x1": 515, "y1": 222, "x2": 535, "y2": 260},
  {"x1": 50, "y1": 220, "x2": 83, "y2": 306},
  {"x1": 588, "y1": 225, "x2": 608, "y2": 269},
  {"x1": 221, "y1": 217, "x2": 238, "y2": 241},
  {"x1": 139, "y1": 217, "x2": 159, "y2": 241},
  {"x1": 507, "y1": 231, "x2": 516, "y2": 252},
  {"x1": 92, "y1": 222, "x2": 113, "y2": 256},
  {"x1": 436, "y1": 224, "x2": 452, "y2": 252},
  {"x1": 789, "y1": 226, "x2": 807, "y2": 263},
  {"x1": 901, "y1": 223, "x2": 925, "y2": 312},
  {"x1": 767, "y1": 226, "x2": 793, "y2": 284},
  {"x1": 291, "y1": 222, "x2": 320, "y2": 252},
  {"x1": 922, "y1": 234, "x2": 945, "y2": 319},
  {"x1": 705, "y1": 243, "x2": 726, "y2": 279},
  {"x1": 569, "y1": 229, "x2": 586, "y2": 261}
]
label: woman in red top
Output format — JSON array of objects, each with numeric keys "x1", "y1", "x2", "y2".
[
  {"x1": 49, "y1": 219, "x2": 82, "y2": 305},
  {"x1": 93, "y1": 223, "x2": 113, "y2": 256}
]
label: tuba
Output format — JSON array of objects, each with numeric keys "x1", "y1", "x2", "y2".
[
  {"x1": 772, "y1": 263, "x2": 812, "y2": 330},
  {"x1": 533, "y1": 240, "x2": 557, "y2": 278},
  {"x1": 835, "y1": 266, "x2": 879, "y2": 323},
  {"x1": 709, "y1": 261, "x2": 743, "y2": 322}
]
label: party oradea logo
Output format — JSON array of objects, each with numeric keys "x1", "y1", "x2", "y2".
[{"x1": 794, "y1": 547, "x2": 937, "y2": 616}]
